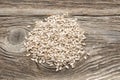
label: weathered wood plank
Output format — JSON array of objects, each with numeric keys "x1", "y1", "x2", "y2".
[
  {"x1": 0, "y1": 0, "x2": 120, "y2": 15},
  {"x1": 0, "y1": 16, "x2": 120, "y2": 80},
  {"x1": 0, "y1": 0, "x2": 120, "y2": 80},
  {"x1": 0, "y1": 0, "x2": 120, "y2": 8}
]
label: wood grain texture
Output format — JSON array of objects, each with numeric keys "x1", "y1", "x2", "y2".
[
  {"x1": 0, "y1": 0, "x2": 120, "y2": 80},
  {"x1": 0, "y1": 0, "x2": 120, "y2": 16}
]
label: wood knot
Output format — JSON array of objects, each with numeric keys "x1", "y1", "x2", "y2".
[{"x1": 8, "y1": 28, "x2": 26, "y2": 45}]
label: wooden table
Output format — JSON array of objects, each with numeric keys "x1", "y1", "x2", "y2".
[{"x1": 0, "y1": 0, "x2": 120, "y2": 80}]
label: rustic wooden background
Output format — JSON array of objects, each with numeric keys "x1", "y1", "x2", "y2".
[{"x1": 0, "y1": 0, "x2": 120, "y2": 80}]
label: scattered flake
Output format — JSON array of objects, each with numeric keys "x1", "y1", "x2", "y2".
[
  {"x1": 84, "y1": 56, "x2": 87, "y2": 59},
  {"x1": 27, "y1": 25, "x2": 31, "y2": 27}
]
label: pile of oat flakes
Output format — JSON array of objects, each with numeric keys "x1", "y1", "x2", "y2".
[{"x1": 24, "y1": 14, "x2": 86, "y2": 71}]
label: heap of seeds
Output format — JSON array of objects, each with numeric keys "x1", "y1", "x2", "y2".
[{"x1": 24, "y1": 14, "x2": 86, "y2": 71}]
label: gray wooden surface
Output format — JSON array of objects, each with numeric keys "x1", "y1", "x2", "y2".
[{"x1": 0, "y1": 0, "x2": 120, "y2": 80}]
